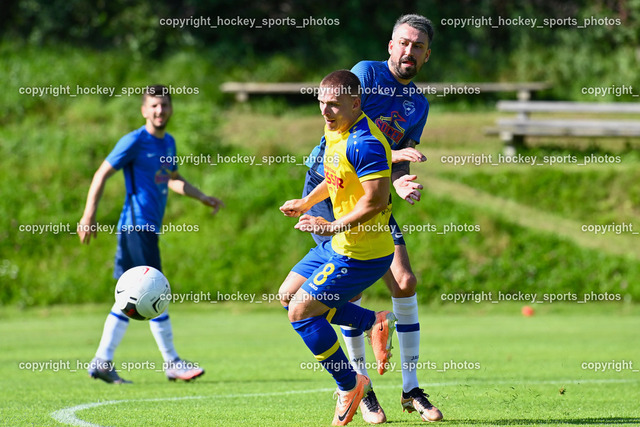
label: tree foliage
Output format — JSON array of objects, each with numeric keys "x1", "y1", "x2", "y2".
[{"x1": 2, "y1": 0, "x2": 639, "y2": 97}]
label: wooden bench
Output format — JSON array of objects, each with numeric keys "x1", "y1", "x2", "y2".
[
  {"x1": 220, "y1": 81, "x2": 551, "y2": 102},
  {"x1": 487, "y1": 101, "x2": 640, "y2": 154}
]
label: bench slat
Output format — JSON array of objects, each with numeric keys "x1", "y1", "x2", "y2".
[
  {"x1": 497, "y1": 119, "x2": 640, "y2": 129},
  {"x1": 220, "y1": 82, "x2": 552, "y2": 95},
  {"x1": 497, "y1": 100, "x2": 640, "y2": 114},
  {"x1": 220, "y1": 82, "x2": 317, "y2": 93},
  {"x1": 500, "y1": 129, "x2": 640, "y2": 137},
  {"x1": 496, "y1": 121, "x2": 640, "y2": 137}
]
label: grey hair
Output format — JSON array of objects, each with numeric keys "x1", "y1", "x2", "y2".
[{"x1": 392, "y1": 14, "x2": 434, "y2": 47}]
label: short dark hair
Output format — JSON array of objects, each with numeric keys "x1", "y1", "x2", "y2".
[
  {"x1": 392, "y1": 14, "x2": 434, "y2": 48},
  {"x1": 319, "y1": 70, "x2": 361, "y2": 98},
  {"x1": 142, "y1": 85, "x2": 171, "y2": 105}
]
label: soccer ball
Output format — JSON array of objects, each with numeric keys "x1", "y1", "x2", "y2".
[{"x1": 115, "y1": 266, "x2": 171, "y2": 320}]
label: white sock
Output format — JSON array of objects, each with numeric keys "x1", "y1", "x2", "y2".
[
  {"x1": 95, "y1": 303, "x2": 130, "y2": 361},
  {"x1": 341, "y1": 297, "x2": 369, "y2": 379},
  {"x1": 393, "y1": 294, "x2": 420, "y2": 393},
  {"x1": 149, "y1": 309, "x2": 179, "y2": 362}
]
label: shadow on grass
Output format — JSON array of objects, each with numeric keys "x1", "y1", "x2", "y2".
[
  {"x1": 182, "y1": 378, "x2": 314, "y2": 386},
  {"x1": 437, "y1": 417, "x2": 640, "y2": 425}
]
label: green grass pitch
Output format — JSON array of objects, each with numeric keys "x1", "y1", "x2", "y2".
[{"x1": 0, "y1": 302, "x2": 638, "y2": 426}]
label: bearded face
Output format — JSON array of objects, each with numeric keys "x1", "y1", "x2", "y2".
[{"x1": 388, "y1": 24, "x2": 431, "y2": 83}]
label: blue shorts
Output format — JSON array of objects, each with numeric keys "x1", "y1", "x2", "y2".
[
  {"x1": 114, "y1": 231, "x2": 162, "y2": 279},
  {"x1": 302, "y1": 169, "x2": 406, "y2": 246},
  {"x1": 292, "y1": 240, "x2": 393, "y2": 308}
]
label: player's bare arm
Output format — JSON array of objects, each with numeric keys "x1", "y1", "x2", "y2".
[
  {"x1": 78, "y1": 160, "x2": 117, "y2": 244},
  {"x1": 391, "y1": 142, "x2": 427, "y2": 164},
  {"x1": 392, "y1": 139, "x2": 424, "y2": 205},
  {"x1": 168, "y1": 172, "x2": 225, "y2": 215},
  {"x1": 279, "y1": 179, "x2": 329, "y2": 217},
  {"x1": 295, "y1": 177, "x2": 390, "y2": 236}
]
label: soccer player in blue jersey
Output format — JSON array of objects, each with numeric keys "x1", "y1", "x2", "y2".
[
  {"x1": 280, "y1": 70, "x2": 397, "y2": 426},
  {"x1": 78, "y1": 85, "x2": 224, "y2": 384},
  {"x1": 281, "y1": 14, "x2": 442, "y2": 423}
]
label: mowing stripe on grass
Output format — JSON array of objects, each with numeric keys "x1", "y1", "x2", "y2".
[
  {"x1": 51, "y1": 378, "x2": 639, "y2": 426},
  {"x1": 423, "y1": 175, "x2": 640, "y2": 259}
]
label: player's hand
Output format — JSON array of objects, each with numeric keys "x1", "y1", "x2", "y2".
[
  {"x1": 294, "y1": 215, "x2": 336, "y2": 236},
  {"x1": 393, "y1": 174, "x2": 423, "y2": 205},
  {"x1": 392, "y1": 148, "x2": 427, "y2": 164},
  {"x1": 77, "y1": 216, "x2": 97, "y2": 245},
  {"x1": 200, "y1": 196, "x2": 225, "y2": 215},
  {"x1": 280, "y1": 199, "x2": 309, "y2": 218}
]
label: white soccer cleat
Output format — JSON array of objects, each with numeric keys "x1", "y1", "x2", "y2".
[
  {"x1": 359, "y1": 385, "x2": 387, "y2": 424},
  {"x1": 401, "y1": 387, "x2": 443, "y2": 422},
  {"x1": 165, "y1": 358, "x2": 205, "y2": 382}
]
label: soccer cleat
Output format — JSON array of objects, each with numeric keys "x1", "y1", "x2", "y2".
[
  {"x1": 366, "y1": 311, "x2": 397, "y2": 375},
  {"x1": 359, "y1": 385, "x2": 387, "y2": 424},
  {"x1": 88, "y1": 357, "x2": 131, "y2": 384},
  {"x1": 332, "y1": 374, "x2": 370, "y2": 426},
  {"x1": 401, "y1": 387, "x2": 443, "y2": 422},
  {"x1": 164, "y1": 358, "x2": 205, "y2": 382}
]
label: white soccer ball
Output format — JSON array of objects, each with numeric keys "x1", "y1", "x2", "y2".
[{"x1": 115, "y1": 266, "x2": 171, "y2": 320}]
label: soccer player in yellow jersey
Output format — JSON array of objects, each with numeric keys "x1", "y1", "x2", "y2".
[
  {"x1": 282, "y1": 15, "x2": 442, "y2": 424},
  {"x1": 279, "y1": 70, "x2": 396, "y2": 426}
]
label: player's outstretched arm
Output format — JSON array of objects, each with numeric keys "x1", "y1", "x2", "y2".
[
  {"x1": 392, "y1": 139, "x2": 424, "y2": 205},
  {"x1": 393, "y1": 173, "x2": 423, "y2": 205},
  {"x1": 168, "y1": 172, "x2": 225, "y2": 215},
  {"x1": 294, "y1": 177, "x2": 389, "y2": 235},
  {"x1": 280, "y1": 179, "x2": 329, "y2": 217},
  {"x1": 391, "y1": 147, "x2": 427, "y2": 164},
  {"x1": 391, "y1": 138, "x2": 426, "y2": 164},
  {"x1": 78, "y1": 160, "x2": 117, "y2": 245}
]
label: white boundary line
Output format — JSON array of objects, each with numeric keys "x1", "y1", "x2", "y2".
[
  {"x1": 51, "y1": 378, "x2": 640, "y2": 426},
  {"x1": 50, "y1": 388, "x2": 336, "y2": 426}
]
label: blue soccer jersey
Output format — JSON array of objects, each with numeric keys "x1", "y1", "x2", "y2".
[
  {"x1": 105, "y1": 126, "x2": 177, "y2": 232},
  {"x1": 305, "y1": 60, "x2": 429, "y2": 174},
  {"x1": 352, "y1": 60, "x2": 429, "y2": 149}
]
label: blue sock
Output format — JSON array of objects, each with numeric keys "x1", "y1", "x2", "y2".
[
  {"x1": 292, "y1": 315, "x2": 356, "y2": 391},
  {"x1": 324, "y1": 302, "x2": 375, "y2": 333}
]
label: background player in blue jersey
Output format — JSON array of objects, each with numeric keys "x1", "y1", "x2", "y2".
[
  {"x1": 281, "y1": 14, "x2": 442, "y2": 423},
  {"x1": 78, "y1": 85, "x2": 224, "y2": 383}
]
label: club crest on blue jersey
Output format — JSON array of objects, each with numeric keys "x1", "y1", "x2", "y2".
[
  {"x1": 154, "y1": 168, "x2": 172, "y2": 185},
  {"x1": 403, "y1": 100, "x2": 416, "y2": 116},
  {"x1": 154, "y1": 153, "x2": 175, "y2": 185}
]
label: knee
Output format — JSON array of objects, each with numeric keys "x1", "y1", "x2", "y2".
[
  {"x1": 279, "y1": 289, "x2": 291, "y2": 308},
  {"x1": 278, "y1": 283, "x2": 295, "y2": 308},
  {"x1": 278, "y1": 272, "x2": 307, "y2": 308},
  {"x1": 394, "y1": 272, "x2": 417, "y2": 297},
  {"x1": 288, "y1": 302, "x2": 305, "y2": 323}
]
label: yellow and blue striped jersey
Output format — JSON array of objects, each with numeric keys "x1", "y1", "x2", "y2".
[{"x1": 324, "y1": 113, "x2": 394, "y2": 260}]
